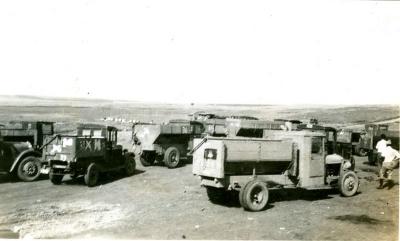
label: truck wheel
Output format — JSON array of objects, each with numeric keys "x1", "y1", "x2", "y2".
[
  {"x1": 239, "y1": 181, "x2": 253, "y2": 210},
  {"x1": 164, "y1": 147, "x2": 181, "y2": 168},
  {"x1": 140, "y1": 152, "x2": 156, "y2": 167},
  {"x1": 358, "y1": 148, "x2": 368, "y2": 157},
  {"x1": 17, "y1": 156, "x2": 42, "y2": 182},
  {"x1": 338, "y1": 171, "x2": 359, "y2": 197},
  {"x1": 242, "y1": 180, "x2": 269, "y2": 211},
  {"x1": 124, "y1": 154, "x2": 136, "y2": 176},
  {"x1": 84, "y1": 163, "x2": 99, "y2": 187},
  {"x1": 49, "y1": 168, "x2": 63, "y2": 185},
  {"x1": 206, "y1": 187, "x2": 227, "y2": 203}
]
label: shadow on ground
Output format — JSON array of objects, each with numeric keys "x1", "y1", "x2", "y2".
[
  {"x1": 0, "y1": 174, "x2": 48, "y2": 184},
  {"x1": 328, "y1": 214, "x2": 392, "y2": 225},
  {"x1": 62, "y1": 169, "x2": 146, "y2": 186},
  {"x1": 208, "y1": 188, "x2": 336, "y2": 210}
]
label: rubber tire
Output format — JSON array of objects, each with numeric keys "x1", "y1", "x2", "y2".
[
  {"x1": 242, "y1": 180, "x2": 269, "y2": 212},
  {"x1": 124, "y1": 153, "x2": 136, "y2": 176},
  {"x1": 17, "y1": 156, "x2": 42, "y2": 182},
  {"x1": 358, "y1": 148, "x2": 368, "y2": 157},
  {"x1": 239, "y1": 181, "x2": 253, "y2": 210},
  {"x1": 338, "y1": 171, "x2": 359, "y2": 197},
  {"x1": 206, "y1": 187, "x2": 227, "y2": 204},
  {"x1": 164, "y1": 147, "x2": 181, "y2": 168},
  {"x1": 140, "y1": 152, "x2": 156, "y2": 167},
  {"x1": 49, "y1": 168, "x2": 63, "y2": 185},
  {"x1": 84, "y1": 163, "x2": 100, "y2": 187}
]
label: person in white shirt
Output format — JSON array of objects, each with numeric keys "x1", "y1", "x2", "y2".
[
  {"x1": 375, "y1": 134, "x2": 387, "y2": 169},
  {"x1": 377, "y1": 140, "x2": 400, "y2": 189}
]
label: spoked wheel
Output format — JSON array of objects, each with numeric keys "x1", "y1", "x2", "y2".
[
  {"x1": 124, "y1": 153, "x2": 136, "y2": 176},
  {"x1": 241, "y1": 180, "x2": 269, "y2": 211},
  {"x1": 49, "y1": 168, "x2": 63, "y2": 185},
  {"x1": 338, "y1": 171, "x2": 359, "y2": 197},
  {"x1": 164, "y1": 147, "x2": 181, "y2": 168},
  {"x1": 84, "y1": 163, "x2": 100, "y2": 187},
  {"x1": 17, "y1": 156, "x2": 42, "y2": 182},
  {"x1": 140, "y1": 151, "x2": 156, "y2": 167}
]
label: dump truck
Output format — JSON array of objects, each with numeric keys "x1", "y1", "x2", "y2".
[
  {"x1": 44, "y1": 124, "x2": 135, "y2": 187},
  {"x1": 192, "y1": 131, "x2": 358, "y2": 211},
  {"x1": 133, "y1": 116, "x2": 282, "y2": 168},
  {"x1": 336, "y1": 129, "x2": 365, "y2": 156},
  {"x1": 0, "y1": 121, "x2": 54, "y2": 181},
  {"x1": 133, "y1": 120, "x2": 205, "y2": 168}
]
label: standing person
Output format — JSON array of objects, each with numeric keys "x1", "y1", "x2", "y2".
[
  {"x1": 377, "y1": 140, "x2": 400, "y2": 189},
  {"x1": 132, "y1": 134, "x2": 142, "y2": 163},
  {"x1": 376, "y1": 134, "x2": 387, "y2": 170}
]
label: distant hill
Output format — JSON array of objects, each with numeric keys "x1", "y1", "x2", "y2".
[{"x1": 0, "y1": 95, "x2": 120, "y2": 107}]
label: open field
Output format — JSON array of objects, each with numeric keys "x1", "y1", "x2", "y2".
[{"x1": 0, "y1": 96, "x2": 399, "y2": 240}]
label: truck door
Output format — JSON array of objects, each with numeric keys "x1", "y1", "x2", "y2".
[
  {"x1": 0, "y1": 142, "x2": 14, "y2": 172},
  {"x1": 309, "y1": 137, "x2": 325, "y2": 177},
  {"x1": 107, "y1": 130, "x2": 122, "y2": 163}
]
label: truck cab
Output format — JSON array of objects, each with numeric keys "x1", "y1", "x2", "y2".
[
  {"x1": 45, "y1": 124, "x2": 135, "y2": 187},
  {"x1": 0, "y1": 121, "x2": 54, "y2": 181}
]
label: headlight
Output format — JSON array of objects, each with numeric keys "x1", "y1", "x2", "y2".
[{"x1": 343, "y1": 160, "x2": 352, "y2": 169}]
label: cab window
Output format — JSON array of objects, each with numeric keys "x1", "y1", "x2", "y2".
[
  {"x1": 93, "y1": 130, "x2": 103, "y2": 137},
  {"x1": 82, "y1": 129, "x2": 91, "y2": 136},
  {"x1": 312, "y1": 137, "x2": 323, "y2": 154},
  {"x1": 41, "y1": 124, "x2": 53, "y2": 134},
  {"x1": 108, "y1": 130, "x2": 117, "y2": 143}
]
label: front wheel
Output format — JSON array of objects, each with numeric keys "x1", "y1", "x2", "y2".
[
  {"x1": 164, "y1": 147, "x2": 181, "y2": 168},
  {"x1": 241, "y1": 180, "x2": 269, "y2": 211},
  {"x1": 84, "y1": 163, "x2": 100, "y2": 187},
  {"x1": 17, "y1": 156, "x2": 42, "y2": 182},
  {"x1": 338, "y1": 171, "x2": 359, "y2": 197},
  {"x1": 49, "y1": 168, "x2": 63, "y2": 185}
]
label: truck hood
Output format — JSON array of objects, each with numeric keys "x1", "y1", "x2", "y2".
[{"x1": 8, "y1": 141, "x2": 33, "y2": 154}]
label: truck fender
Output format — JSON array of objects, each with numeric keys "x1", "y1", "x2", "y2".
[{"x1": 9, "y1": 149, "x2": 42, "y2": 173}]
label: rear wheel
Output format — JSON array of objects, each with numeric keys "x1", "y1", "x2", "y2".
[
  {"x1": 84, "y1": 163, "x2": 99, "y2": 187},
  {"x1": 242, "y1": 180, "x2": 269, "y2": 211},
  {"x1": 17, "y1": 156, "x2": 42, "y2": 182},
  {"x1": 49, "y1": 168, "x2": 63, "y2": 185},
  {"x1": 124, "y1": 153, "x2": 136, "y2": 176},
  {"x1": 338, "y1": 171, "x2": 359, "y2": 197},
  {"x1": 164, "y1": 147, "x2": 181, "y2": 168},
  {"x1": 140, "y1": 151, "x2": 156, "y2": 167}
]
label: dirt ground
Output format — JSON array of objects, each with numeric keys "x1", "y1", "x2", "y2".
[
  {"x1": 0, "y1": 101, "x2": 398, "y2": 240},
  {"x1": 0, "y1": 153, "x2": 398, "y2": 240}
]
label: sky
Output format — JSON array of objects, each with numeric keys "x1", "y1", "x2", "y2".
[{"x1": 0, "y1": 0, "x2": 399, "y2": 105}]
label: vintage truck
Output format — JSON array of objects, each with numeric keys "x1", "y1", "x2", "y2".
[
  {"x1": 0, "y1": 121, "x2": 54, "y2": 181},
  {"x1": 133, "y1": 117, "x2": 283, "y2": 169},
  {"x1": 192, "y1": 131, "x2": 358, "y2": 211},
  {"x1": 44, "y1": 124, "x2": 135, "y2": 187},
  {"x1": 336, "y1": 129, "x2": 367, "y2": 156},
  {"x1": 360, "y1": 124, "x2": 400, "y2": 164},
  {"x1": 133, "y1": 120, "x2": 205, "y2": 168}
]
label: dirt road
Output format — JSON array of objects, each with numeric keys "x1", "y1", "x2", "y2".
[{"x1": 0, "y1": 155, "x2": 398, "y2": 240}]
